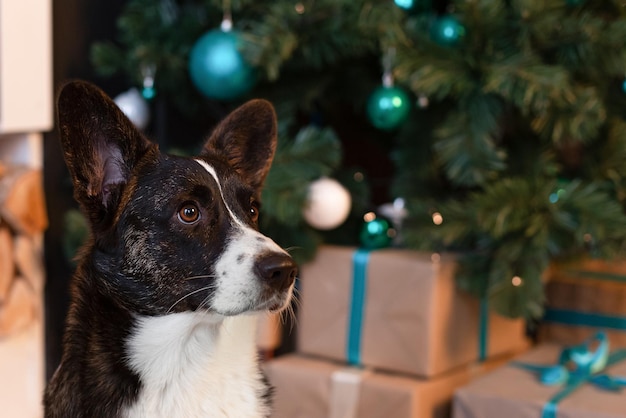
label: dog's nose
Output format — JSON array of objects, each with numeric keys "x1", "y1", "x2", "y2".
[{"x1": 257, "y1": 253, "x2": 298, "y2": 290}]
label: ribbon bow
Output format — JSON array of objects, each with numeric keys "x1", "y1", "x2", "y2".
[{"x1": 512, "y1": 332, "x2": 626, "y2": 418}]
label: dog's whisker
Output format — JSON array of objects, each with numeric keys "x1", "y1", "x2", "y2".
[
  {"x1": 287, "y1": 287, "x2": 301, "y2": 333},
  {"x1": 283, "y1": 303, "x2": 297, "y2": 333},
  {"x1": 291, "y1": 287, "x2": 302, "y2": 308},
  {"x1": 282, "y1": 246, "x2": 302, "y2": 255},
  {"x1": 167, "y1": 286, "x2": 213, "y2": 313},
  {"x1": 183, "y1": 274, "x2": 216, "y2": 281},
  {"x1": 197, "y1": 294, "x2": 214, "y2": 311},
  {"x1": 279, "y1": 306, "x2": 289, "y2": 326},
  {"x1": 276, "y1": 291, "x2": 298, "y2": 333}
]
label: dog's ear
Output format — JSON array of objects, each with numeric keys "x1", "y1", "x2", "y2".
[
  {"x1": 202, "y1": 99, "x2": 277, "y2": 192},
  {"x1": 57, "y1": 80, "x2": 152, "y2": 228}
]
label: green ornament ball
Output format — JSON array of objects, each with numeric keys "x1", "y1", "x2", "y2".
[
  {"x1": 430, "y1": 15, "x2": 466, "y2": 47},
  {"x1": 366, "y1": 86, "x2": 411, "y2": 130},
  {"x1": 189, "y1": 29, "x2": 256, "y2": 101},
  {"x1": 359, "y1": 217, "x2": 393, "y2": 250}
]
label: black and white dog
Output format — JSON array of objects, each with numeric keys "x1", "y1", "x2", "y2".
[{"x1": 44, "y1": 81, "x2": 297, "y2": 417}]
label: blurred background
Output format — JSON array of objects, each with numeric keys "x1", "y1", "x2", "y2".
[{"x1": 0, "y1": 0, "x2": 625, "y2": 417}]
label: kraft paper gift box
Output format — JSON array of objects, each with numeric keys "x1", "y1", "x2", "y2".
[
  {"x1": 540, "y1": 258, "x2": 626, "y2": 348},
  {"x1": 265, "y1": 354, "x2": 511, "y2": 418},
  {"x1": 297, "y1": 245, "x2": 528, "y2": 378},
  {"x1": 256, "y1": 312, "x2": 282, "y2": 352},
  {"x1": 453, "y1": 340, "x2": 626, "y2": 418}
]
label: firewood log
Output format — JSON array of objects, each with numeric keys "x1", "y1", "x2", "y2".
[
  {"x1": 0, "y1": 167, "x2": 48, "y2": 236},
  {"x1": 0, "y1": 225, "x2": 14, "y2": 302}
]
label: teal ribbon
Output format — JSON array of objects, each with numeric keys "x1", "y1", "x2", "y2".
[
  {"x1": 544, "y1": 308, "x2": 626, "y2": 331},
  {"x1": 512, "y1": 332, "x2": 626, "y2": 418},
  {"x1": 347, "y1": 249, "x2": 370, "y2": 365},
  {"x1": 561, "y1": 269, "x2": 626, "y2": 283},
  {"x1": 478, "y1": 298, "x2": 489, "y2": 361},
  {"x1": 347, "y1": 249, "x2": 490, "y2": 364}
]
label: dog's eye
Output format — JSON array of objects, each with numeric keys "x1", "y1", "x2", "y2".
[
  {"x1": 178, "y1": 203, "x2": 200, "y2": 224},
  {"x1": 250, "y1": 200, "x2": 260, "y2": 223}
]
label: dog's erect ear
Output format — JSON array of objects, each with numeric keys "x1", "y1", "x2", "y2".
[
  {"x1": 202, "y1": 99, "x2": 277, "y2": 192},
  {"x1": 57, "y1": 81, "x2": 152, "y2": 226}
]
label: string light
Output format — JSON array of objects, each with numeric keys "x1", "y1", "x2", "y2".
[
  {"x1": 432, "y1": 212, "x2": 443, "y2": 225},
  {"x1": 417, "y1": 95, "x2": 429, "y2": 108},
  {"x1": 363, "y1": 212, "x2": 377, "y2": 222},
  {"x1": 512, "y1": 276, "x2": 523, "y2": 287},
  {"x1": 549, "y1": 188, "x2": 566, "y2": 203}
]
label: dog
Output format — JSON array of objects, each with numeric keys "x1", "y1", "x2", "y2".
[{"x1": 44, "y1": 81, "x2": 297, "y2": 418}]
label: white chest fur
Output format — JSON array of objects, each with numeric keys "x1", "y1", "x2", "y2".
[{"x1": 123, "y1": 312, "x2": 269, "y2": 418}]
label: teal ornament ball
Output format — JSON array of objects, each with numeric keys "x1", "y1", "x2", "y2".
[
  {"x1": 366, "y1": 86, "x2": 411, "y2": 130},
  {"x1": 394, "y1": 0, "x2": 431, "y2": 14},
  {"x1": 394, "y1": 0, "x2": 415, "y2": 9},
  {"x1": 359, "y1": 217, "x2": 393, "y2": 250},
  {"x1": 622, "y1": 79, "x2": 626, "y2": 94},
  {"x1": 189, "y1": 29, "x2": 256, "y2": 101},
  {"x1": 430, "y1": 15, "x2": 466, "y2": 46}
]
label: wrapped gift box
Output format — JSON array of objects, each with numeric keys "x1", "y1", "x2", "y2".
[
  {"x1": 265, "y1": 354, "x2": 512, "y2": 418},
  {"x1": 297, "y1": 245, "x2": 528, "y2": 378},
  {"x1": 540, "y1": 259, "x2": 626, "y2": 348},
  {"x1": 257, "y1": 312, "x2": 282, "y2": 352},
  {"x1": 453, "y1": 343, "x2": 626, "y2": 418}
]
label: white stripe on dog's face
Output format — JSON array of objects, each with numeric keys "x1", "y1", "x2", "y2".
[
  {"x1": 194, "y1": 159, "x2": 290, "y2": 315},
  {"x1": 194, "y1": 159, "x2": 253, "y2": 230}
]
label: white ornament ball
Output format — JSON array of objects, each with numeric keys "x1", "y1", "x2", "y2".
[
  {"x1": 303, "y1": 177, "x2": 352, "y2": 230},
  {"x1": 114, "y1": 88, "x2": 150, "y2": 130}
]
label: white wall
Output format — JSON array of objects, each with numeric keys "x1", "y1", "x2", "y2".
[{"x1": 0, "y1": 0, "x2": 52, "y2": 417}]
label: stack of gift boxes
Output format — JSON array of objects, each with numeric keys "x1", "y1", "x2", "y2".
[
  {"x1": 454, "y1": 258, "x2": 626, "y2": 417},
  {"x1": 264, "y1": 246, "x2": 530, "y2": 417}
]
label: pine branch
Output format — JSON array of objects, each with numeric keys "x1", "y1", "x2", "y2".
[
  {"x1": 484, "y1": 55, "x2": 570, "y2": 118},
  {"x1": 394, "y1": 40, "x2": 474, "y2": 101},
  {"x1": 596, "y1": 119, "x2": 626, "y2": 203},
  {"x1": 532, "y1": 84, "x2": 606, "y2": 143},
  {"x1": 262, "y1": 126, "x2": 342, "y2": 227},
  {"x1": 433, "y1": 98, "x2": 507, "y2": 187}
]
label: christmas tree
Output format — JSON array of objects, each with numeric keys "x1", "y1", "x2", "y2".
[{"x1": 89, "y1": 0, "x2": 626, "y2": 319}]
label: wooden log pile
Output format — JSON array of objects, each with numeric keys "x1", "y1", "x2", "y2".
[{"x1": 0, "y1": 162, "x2": 47, "y2": 337}]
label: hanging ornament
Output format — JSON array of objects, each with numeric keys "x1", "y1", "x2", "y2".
[
  {"x1": 622, "y1": 78, "x2": 626, "y2": 94},
  {"x1": 394, "y1": 0, "x2": 432, "y2": 14},
  {"x1": 188, "y1": 3, "x2": 256, "y2": 101},
  {"x1": 430, "y1": 15, "x2": 466, "y2": 47},
  {"x1": 377, "y1": 197, "x2": 407, "y2": 245},
  {"x1": 367, "y1": 86, "x2": 411, "y2": 130},
  {"x1": 366, "y1": 48, "x2": 411, "y2": 130},
  {"x1": 303, "y1": 177, "x2": 352, "y2": 230},
  {"x1": 359, "y1": 212, "x2": 394, "y2": 250},
  {"x1": 141, "y1": 63, "x2": 157, "y2": 100},
  {"x1": 548, "y1": 178, "x2": 570, "y2": 204},
  {"x1": 394, "y1": 0, "x2": 414, "y2": 9},
  {"x1": 377, "y1": 198, "x2": 408, "y2": 231},
  {"x1": 114, "y1": 88, "x2": 150, "y2": 130}
]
